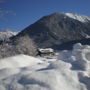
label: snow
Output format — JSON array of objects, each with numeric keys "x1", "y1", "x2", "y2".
[
  {"x1": 0, "y1": 43, "x2": 90, "y2": 90},
  {"x1": 0, "y1": 54, "x2": 43, "y2": 69},
  {"x1": 0, "y1": 30, "x2": 17, "y2": 41},
  {"x1": 65, "y1": 13, "x2": 90, "y2": 23},
  {"x1": 38, "y1": 48, "x2": 54, "y2": 53}
]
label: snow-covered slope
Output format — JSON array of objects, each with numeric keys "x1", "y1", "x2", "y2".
[
  {"x1": 0, "y1": 43, "x2": 90, "y2": 90},
  {"x1": 65, "y1": 13, "x2": 90, "y2": 22},
  {"x1": 0, "y1": 30, "x2": 17, "y2": 41}
]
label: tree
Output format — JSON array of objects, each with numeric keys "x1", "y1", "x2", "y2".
[
  {"x1": 14, "y1": 35, "x2": 37, "y2": 56},
  {"x1": 0, "y1": 35, "x2": 37, "y2": 58}
]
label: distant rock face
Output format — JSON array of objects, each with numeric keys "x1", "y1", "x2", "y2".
[
  {"x1": 14, "y1": 12, "x2": 90, "y2": 48},
  {"x1": 0, "y1": 30, "x2": 17, "y2": 41}
]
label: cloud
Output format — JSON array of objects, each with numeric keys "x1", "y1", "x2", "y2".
[
  {"x1": 0, "y1": 0, "x2": 7, "y2": 3},
  {"x1": 0, "y1": 0, "x2": 16, "y2": 20},
  {"x1": 0, "y1": 9, "x2": 16, "y2": 19}
]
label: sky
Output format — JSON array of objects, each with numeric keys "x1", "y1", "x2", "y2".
[{"x1": 0, "y1": 0, "x2": 90, "y2": 32}]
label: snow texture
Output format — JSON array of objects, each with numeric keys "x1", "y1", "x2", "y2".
[
  {"x1": 0, "y1": 43, "x2": 90, "y2": 90},
  {"x1": 65, "y1": 13, "x2": 90, "y2": 23}
]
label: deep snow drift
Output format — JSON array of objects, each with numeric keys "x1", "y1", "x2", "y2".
[{"x1": 0, "y1": 43, "x2": 90, "y2": 90}]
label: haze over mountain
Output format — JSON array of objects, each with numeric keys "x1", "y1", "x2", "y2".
[{"x1": 14, "y1": 12, "x2": 90, "y2": 49}]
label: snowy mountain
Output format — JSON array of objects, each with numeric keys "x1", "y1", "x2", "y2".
[
  {"x1": 0, "y1": 30, "x2": 17, "y2": 41},
  {"x1": 0, "y1": 12, "x2": 90, "y2": 90},
  {"x1": 65, "y1": 13, "x2": 90, "y2": 23},
  {"x1": 14, "y1": 12, "x2": 90, "y2": 49},
  {"x1": 0, "y1": 43, "x2": 89, "y2": 90}
]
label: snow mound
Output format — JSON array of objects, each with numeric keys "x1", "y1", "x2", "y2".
[
  {"x1": 0, "y1": 55, "x2": 43, "y2": 80},
  {"x1": 0, "y1": 54, "x2": 43, "y2": 69},
  {"x1": 0, "y1": 43, "x2": 90, "y2": 90},
  {"x1": 58, "y1": 43, "x2": 90, "y2": 90},
  {"x1": 58, "y1": 43, "x2": 90, "y2": 72},
  {"x1": 65, "y1": 13, "x2": 90, "y2": 22}
]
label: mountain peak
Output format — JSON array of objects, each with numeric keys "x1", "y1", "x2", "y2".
[{"x1": 41, "y1": 12, "x2": 90, "y2": 23}]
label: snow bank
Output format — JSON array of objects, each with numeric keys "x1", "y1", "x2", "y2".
[{"x1": 0, "y1": 43, "x2": 90, "y2": 90}]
